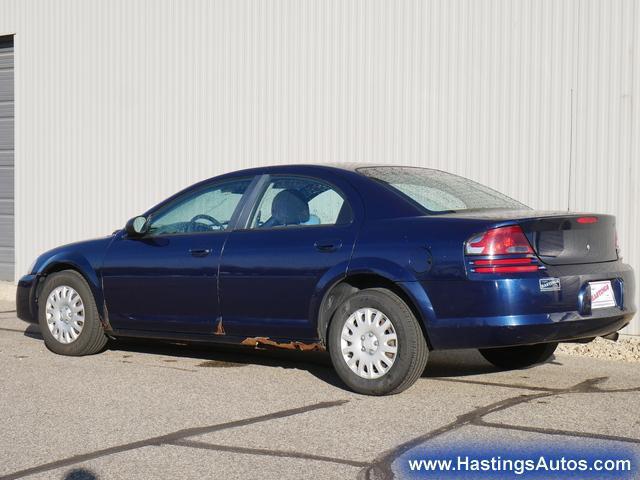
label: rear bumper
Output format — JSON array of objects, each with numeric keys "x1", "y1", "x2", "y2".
[
  {"x1": 404, "y1": 260, "x2": 636, "y2": 350},
  {"x1": 427, "y1": 309, "x2": 633, "y2": 349},
  {"x1": 16, "y1": 274, "x2": 38, "y2": 324}
]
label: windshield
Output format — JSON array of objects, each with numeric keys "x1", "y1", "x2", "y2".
[{"x1": 358, "y1": 166, "x2": 528, "y2": 213}]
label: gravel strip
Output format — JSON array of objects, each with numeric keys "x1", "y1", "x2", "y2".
[{"x1": 558, "y1": 335, "x2": 640, "y2": 363}]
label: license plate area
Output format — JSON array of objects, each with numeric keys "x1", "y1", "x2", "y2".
[{"x1": 589, "y1": 280, "x2": 617, "y2": 309}]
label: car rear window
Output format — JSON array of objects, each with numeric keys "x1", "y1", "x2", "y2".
[{"x1": 358, "y1": 166, "x2": 527, "y2": 213}]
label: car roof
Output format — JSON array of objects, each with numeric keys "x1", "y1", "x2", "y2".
[
  {"x1": 211, "y1": 163, "x2": 441, "y2": 181},
  {"x1": 213, "y1": 162, "x2": 372, "y2": 178}
]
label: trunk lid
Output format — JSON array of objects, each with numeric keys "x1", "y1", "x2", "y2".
[
  {"x1": 519, "y1": 214, "x2": 618, "y2": 265},
  {"x1": 445, "y1": 209, "x2": 618, "y2": 265}
]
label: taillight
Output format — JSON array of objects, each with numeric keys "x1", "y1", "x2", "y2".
[
  {"x1": 466, "y1": 225, "x2": 539, "y2": 274},
  {"x1": 465, "y1": 225, "x2": 534, "y2": 256}
]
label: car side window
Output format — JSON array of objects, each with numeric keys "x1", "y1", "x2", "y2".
[
  {"x1": 250, "y1": 176, "x2": 352, "y2": 229},
  {"x1": 147, "y1": 178, "x2": 252, "y2": 236}
]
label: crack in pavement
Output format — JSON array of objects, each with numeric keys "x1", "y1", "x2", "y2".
[
  {"x1": 475, "y1": 419, "x2": 640, "y2": 445},
  {"x1": 170, "y1": 439, "x2": 370, "y2": 468},
  {"x1": 435, "y1": 377, "x2": 564, "y2": 392},
  {"x1": 0, "y1": 400, "x2": 349, "y2": 480},
  {"x1": 358, "y1": 377, "x2": 640, "y2": 480}
]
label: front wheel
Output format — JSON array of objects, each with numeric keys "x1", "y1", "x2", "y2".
[
  {"x1": 38, "y1": 270, "x2": 107, "y2": 356},
  {"x1": 479, "y1": 342, "x2": 558, "y2": 369},
  {"x1": 328, "y1": 288, "x2": 428, "y2": 395}
]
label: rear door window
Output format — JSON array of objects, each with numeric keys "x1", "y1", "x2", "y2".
[{"x1": 249, "y1": 176, "x2": 352, "y2": 229}]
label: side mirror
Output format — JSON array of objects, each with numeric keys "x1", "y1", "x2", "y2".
[{"x1": 125, "y1": 216, "x2": 149, "y2": 237}]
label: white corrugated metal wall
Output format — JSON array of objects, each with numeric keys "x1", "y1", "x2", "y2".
[
  {"x1": 0, "y1": 37, "x2": 13, "y2": 280},
  {"x1": 0, "y1": 0, "x2": 638, "y2": 334}
]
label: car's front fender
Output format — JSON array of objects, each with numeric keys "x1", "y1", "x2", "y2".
[
  {"x1": 39, "y1": 252, "x2": 102, "y2": 295},
  {"x1": 29, "y1": 237, "x2": 116, "y2": 322}
]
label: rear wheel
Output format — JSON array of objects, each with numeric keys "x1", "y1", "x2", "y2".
[
  {"x1": 479, "y1": 342, "x2": 558, "y2": 369},
  {"x1": 328, "y1": 288, "x2": 428, "y2": 395},
  {"x1": 38, "y1": 270, "x2": 107, "y2": 356}
]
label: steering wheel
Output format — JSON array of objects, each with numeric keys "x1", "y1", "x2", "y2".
[{"x1": 189, "y1": 214, "x2": 223, "y2": 230}]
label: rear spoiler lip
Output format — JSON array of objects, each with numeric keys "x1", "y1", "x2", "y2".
[{"x1": 438, "y1": 210, "x2": 616, "y2": 228}]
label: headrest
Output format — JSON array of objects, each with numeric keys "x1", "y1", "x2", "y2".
[{"x1": 271, "y1": 189, "x2": 310, "y2": 225}]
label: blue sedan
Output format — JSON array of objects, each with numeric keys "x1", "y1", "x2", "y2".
[{"x1": 16, "y1": 164, "x2": 635, "y2": 395}]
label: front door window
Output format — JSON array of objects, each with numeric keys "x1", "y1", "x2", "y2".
[{"x1": 148, "y1": 178, "x2": 252, "y2": 236}]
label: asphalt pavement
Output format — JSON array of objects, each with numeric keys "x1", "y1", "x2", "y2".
[{"x1": 1, "y1": 311, "x2": 639, "y2": 480}]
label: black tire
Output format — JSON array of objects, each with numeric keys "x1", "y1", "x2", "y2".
[
  {"x1": 328, "y1": 288, "x2": 428, "y2": 396},
  {"x1": 479, "y1": 342, "x2": 558, "y2": 369},
  {"x1": 38, "y1": 270, "x2": 107, "y2": 356}
]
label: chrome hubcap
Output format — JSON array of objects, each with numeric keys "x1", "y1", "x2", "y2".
[
  {"x1": 45, "y1": 286, "x2": 85, "y2": 344},
  {"x1": 341, "y1": 308, "x2": 398, "y2": 379}
]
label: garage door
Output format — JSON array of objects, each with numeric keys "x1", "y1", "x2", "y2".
[{"x1": 0, "y1": 36, "x2": 14, "y2": 281}]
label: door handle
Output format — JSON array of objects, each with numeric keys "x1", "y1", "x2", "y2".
[
  {"x1": 314, "y1": 239, "x2": 342, "y2": 252},
  {"x1": 188, "y1": 248, "x2": 212, "y2": 257}
]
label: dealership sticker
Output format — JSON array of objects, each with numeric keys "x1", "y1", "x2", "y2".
[{"x1": 539, "y1": 278, "x2": 561, "y2": 292}]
